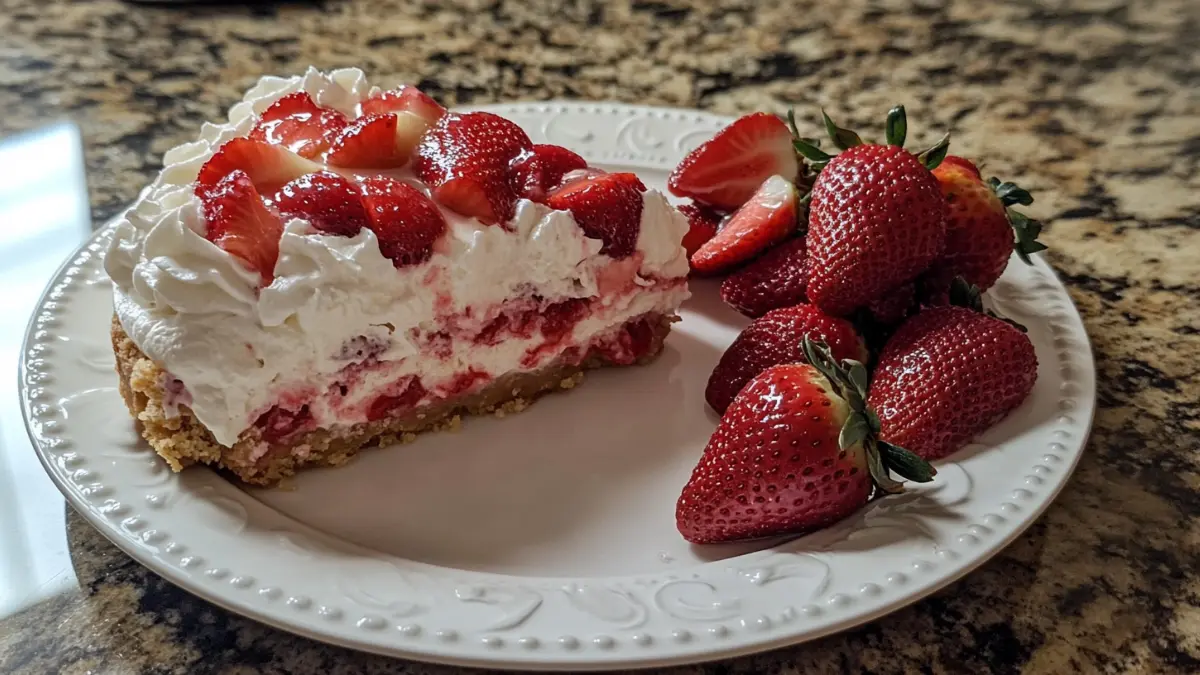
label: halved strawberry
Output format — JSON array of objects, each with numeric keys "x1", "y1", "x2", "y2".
[
  {"x1": 361, "y1": 85, "x2": 446, "y2": 125},
  {"x1": 248, "y1": 92, "x2": 349, "y2": 159},
  {"x1": 359, "y1": 176, "x2": 448, "y2": 267},
  {"x1": 273, "y1": 171, "x2": 369, "y2": 237},
  {"x1": 677, "y1": 202, "x2": 723, "y2": 258},
  {"x1": 197, "y1": 138, "x2": 322, "y2": 194},
  {"x1": 668, "y1": 112, "x2": 800, "y2": 210},
  {"x1": 196, "y1": 169, "x2": 284, "y2": 284},
  {"x1": 545, "y1": 172, "x2": 644, "y2": 258},
  {"x1": 414, "y1": 112, "x2": 533, "y2": 224},
  {"x1": 324, "y1": 112, "x2": 426, "y2": 169},
  {"x1": 510, "y1": 144, "x2": 588, "y2": 202},
  {"x1": 690, "y1": 175, "x2": 798, "y2": 274}
]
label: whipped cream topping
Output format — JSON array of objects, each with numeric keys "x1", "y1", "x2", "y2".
[{"x1": 104, "y1": 67, "x2": 691, "y2": 446}]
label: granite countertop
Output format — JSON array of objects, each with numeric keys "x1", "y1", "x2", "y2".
[{"x1": 1, "y1": 0, "x2": 1198, "y2": 673}]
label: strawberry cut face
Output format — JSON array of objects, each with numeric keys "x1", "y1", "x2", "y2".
[
  {"x1": 361, "y1": 85, "x2": 446, "y2": 126},
  {"x1": 668, "y1": 112, "x2": 800, "y2": 211},
  {"x1": 196, "y1": 169, "x2": 285, "y2": 284},
  {"x1": 197, "y1": 138, "x2": 323, "y2": 195},
  {"x1": 324, "y1": 112, "x2": 429, "y2": 170},
  {"x1": 248, "y1": 91, "x2": 349, "y2": 159},
  {"x1": 690, "y1": 174, "x2": 797, "y2": 274}
]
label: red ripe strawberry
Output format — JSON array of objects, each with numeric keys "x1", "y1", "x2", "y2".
[
  {"x1": 719, "y1": 237, "x2": 808, "y2": 317},
  {"x1": 197, "y1": 138, "x2": 322, "y2": 194},
  {"x1": 196, "y1": 170, "x2": 284, "y2": 284},
  {"x1": 545, "y1": 173, "x2": 644, "y2": 258},
  {"x1": 805, "y1": 143, "x2": 947, "y2": 316},
  {"x1": 325, "y1": 112, "x2": 426, "y2": 169},
  {"x1": 865, "y1": 281, "x2": 916, "y2": 326},
  {"x1": 413, "y1": 112, "x2": 533, "y2": 224},
  {"x1": 248, "y1": 92, "x2": 348, "y2": 159},
  {"x1": 359, "y1": 176, "x2": 447, "y2": 267},
  {"x1": 677, "y1": 202, "x2": 723, "y2": 258},
  {"x1": 867, "y1": 305, "x2": 1038, "y2": 461},
  {"x1": 690, "y1": 175, "x2": 797, "y2": 274},
  {"x1": 705, "y1": 303, "x2": 866, "y2": 414},
  {"x1": 928, "y1": 155, "x2": 1046, "y2": 291},
  {"x1": 510, "y1": 144, "x2": 588, "y2": 202},
  {"x1": 668, "y1": 112, "x2": 799, "y2": 210},
  {"x1": 361, "y1": 85, "x2": 446, "y2": 125},
  {"x1": 272, "y1": 171, "x2": 368, "y2": 237},
  {"x1": 677, "y1": 340, "x2": 935, "y2": 544}
]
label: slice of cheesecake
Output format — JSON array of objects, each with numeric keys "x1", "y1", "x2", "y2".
[{"x1": 104, "y1": 68, "x2": 690, "y2": 485}]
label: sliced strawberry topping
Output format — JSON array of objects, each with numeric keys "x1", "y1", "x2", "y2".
[
  {"x1": 273, "y1": 171, "x2": 368, "y2": 237},
  {"x1": 668, "y1": 112, "x2": 800, "y2": 210},
  {"x1": 690, "y1": 175, "x2": 797, "y2": 274},
  {"x1": 413, "y1": 112, "x2": 532, "y2": 224},
  {"x1": 197, "y1": 138, "x2": 322, "y2": 194},
  {"x1": 366, "y1": 377, "x2": 426, "y2": 422},
  {"x1": 545, "y1": 173, "x2": 644, "y2": 258},
  {"x1": 196, "y1": 169, "x2": 284, "y2": 284},
  {"x1": 255, "y1": 404, "x2": 314, "y2": 444},
  {"x1": 359, "y1": 176, "x2": 448, "y2": 267},
  {"x1": 324, "y1": 112, "x2": 426, "y2": 169},
  {"x1": 248, "y1": 92, "x2": 348, "y2": 159},
  {"x1": 509, "y1": 144, "x2": 588, "y2": 202},
  {"x1": 361, "y1": 85, "x2": 446, "y2": 125},
  {"x1": 677, "y1": 202, "x2": 724, "y2": 258}
]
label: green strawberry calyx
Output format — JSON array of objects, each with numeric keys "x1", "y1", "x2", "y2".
[
  {"x1": 786, "y1": 105, "x2": 952, "y2": 175},
  {"x1": 948, "y1": 277, "x2": 1030, "y2": 333},
  {"x1": 985, "y1": 177, "x2": 1048, "y2": 265},
  {"x1": 801, "y1": 336, "x2": 936, "y2": 495}
]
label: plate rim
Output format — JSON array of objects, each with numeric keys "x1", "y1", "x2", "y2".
[{"x1": 19, "y1": 101, "x2": 1097, "y2": 670}]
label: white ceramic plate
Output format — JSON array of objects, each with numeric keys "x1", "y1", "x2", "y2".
[{"x1": 19, "y1": 103, "x2": 1095, "y2": 671}]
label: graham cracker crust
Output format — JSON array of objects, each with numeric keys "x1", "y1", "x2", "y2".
[{"x1": 111, "y1": 313, "x2": 674, "y2": 486}]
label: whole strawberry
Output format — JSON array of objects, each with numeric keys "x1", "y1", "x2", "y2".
[
  {"x1": 867, "y1": 304, "x2": 1038, "y2": 461},
  {"x1": 928, "y1": 155, "x2": 1047, "y2": 291},
  {"x1": 678, "y1": 339, "x2": 935, "y2": 544},
  {"x1": 799, "y1": 107, "x2": 948, "y2": 317},
  {"x1": 719, "y1": 236, "x2": 809, "y2": 318},
  {"x1": 705, "y1": 303, "x2": 866, "y2": 414}
]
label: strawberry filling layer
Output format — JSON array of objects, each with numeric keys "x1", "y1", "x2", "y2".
[{"x1": 244, "y1": 298, "x2": 677, "y2": 456}]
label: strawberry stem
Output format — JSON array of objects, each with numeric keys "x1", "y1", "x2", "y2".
[
  {"x1": 983, "y1": 177, "x2": 1046, "y2": 264},
  {"x1": 885, "y1": 106, "x2": 907, "y2": 147},
  {"x1": 801, "y1": 337, "x2": 936, "y2": 494}
]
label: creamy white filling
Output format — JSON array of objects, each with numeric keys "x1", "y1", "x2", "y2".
[{"x1": 103, "y1": 67, "x2": 692, "y2": 446}]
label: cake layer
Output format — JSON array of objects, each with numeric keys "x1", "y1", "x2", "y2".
[{"x1": 113, "y1": 313, "x2": 675, "y2": 486}]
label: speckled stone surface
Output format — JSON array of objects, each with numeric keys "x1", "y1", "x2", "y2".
[{"x1": 1, "y1": 0, "x2": 1198, "y2": 673}]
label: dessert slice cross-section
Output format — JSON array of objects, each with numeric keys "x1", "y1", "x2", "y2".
[{"x1": 104, "y1": 67, "x2": 691, "y2": 485}]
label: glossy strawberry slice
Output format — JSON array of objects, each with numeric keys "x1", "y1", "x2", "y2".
[
  {"x1": 273, "y1": 171, "x2": 369, "y2": 237},
  {"x1": 196, "y1": 169, "x2": 284, "y2": 284},
  {"x1": 359, "y1": 176, "x2": 448, "y2": 267},
  {"x1": 413, "y1": 112, "x2": 532, "y2": 224},
  {"x1": 510, "y1": 144, "x2": 588, "y2": 202},
  {"x1": 677, "y1": 202, "x2": 724, "y2": 258},
  {"x1": 197, "y1": 138, "x2": 322, "y2": 194},
  {"x1": 545, "y1": 172, "x2": 644, "y2": 258},
  {"x1": 248, "y1": 92, "x2": 348, "y2": 159},
  {"x1": 668, "y1": 112, "x2": 799, "y2": 210},
  {"x1": 690, "y1": 175, "x2": 798, "y2": 274},
  {"x1": 361, "y1": 85, "x2": 446, "y2": 125},
  {"x1": 323, "y1": 112, "x2": 424, "y2": 169}
]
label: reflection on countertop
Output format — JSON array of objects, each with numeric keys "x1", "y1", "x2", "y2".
[{"x1": 0, "y1": 0, "x2": 1198, "y2": 674}]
